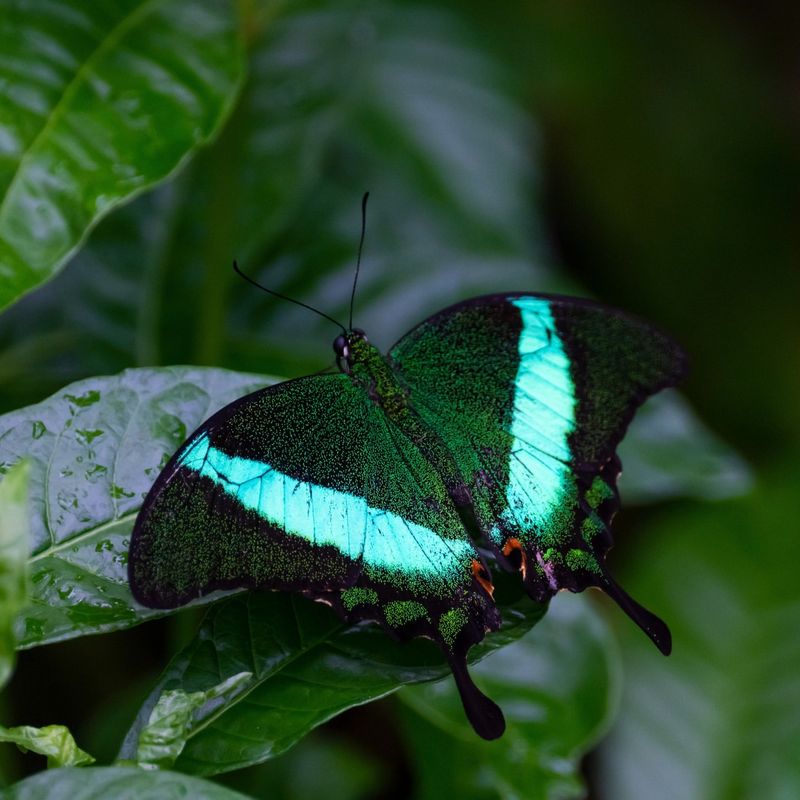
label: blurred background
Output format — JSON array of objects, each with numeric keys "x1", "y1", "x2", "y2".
[{"x1": 1, "y1": 1, "x2": 798, "y2": 797}]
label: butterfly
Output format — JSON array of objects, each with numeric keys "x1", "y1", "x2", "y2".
[{"x1": 129, "y1": 200, "x2": 685, "y2": 740}]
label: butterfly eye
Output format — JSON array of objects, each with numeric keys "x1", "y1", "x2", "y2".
[
  {"x1": 352, "y1": 328, "x2": 368, "y2": 342},
  {"x1": 333, "y1": 335, "x2": 348, "y2": 357}
]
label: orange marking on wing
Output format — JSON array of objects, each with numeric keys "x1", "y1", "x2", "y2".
[
  {"x1": 471, "y1": 559, "x2": 495, "y2": 598},
  {"x1": 502, "y1": 537, "x2": 527, "y2": 580}
]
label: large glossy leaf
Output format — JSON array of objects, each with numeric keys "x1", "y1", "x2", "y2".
[
  {"x1": 0, "y1": 367, "x2": 272, "y2": 647},
  {"x1": 399, "y1": 594, "x2": 620, "y2": 800},
  {"x1": 119, "y1": 591, "x2": 547, "y2": 776},
  {"x1": 0, "y1": 0, "x2": 244, "y2": 312},
  {"x1": 0, "y1": 461, "x2": 30, "y2": 688},
  {"x1": 597, "y1": 464, "x2": 799, "y2": 800},
  {"x1": 227, "y1": 1, "x2": 551, "y2": 344},
  {"x1": 145, "y1": 0, "x2": 552, "y2": 370},
  {"x1": 3, "y1": 766, "x2": 251, "y2": 800}
]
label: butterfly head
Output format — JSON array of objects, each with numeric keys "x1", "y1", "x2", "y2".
[{"x1": 333, "y1": 328, "x2": 372, "y2": 373}]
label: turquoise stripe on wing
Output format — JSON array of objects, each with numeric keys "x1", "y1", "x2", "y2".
[
  {"x1": 178, "y1": 432, "x2": 473, "y2": 585},
  {"x1": 500, "y1": 298, "x2": 577, "y2": 542}
]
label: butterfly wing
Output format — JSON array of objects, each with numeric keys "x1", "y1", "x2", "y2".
[
  {"x1": 129, "y1": 372, "x2": 505, "y2": 738},
  {"x1": 389, "y1": 293, "x2": 686, "y2": 654}
]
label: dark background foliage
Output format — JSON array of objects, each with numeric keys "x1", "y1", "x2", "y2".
[{"x1": 0, "y1": 1, "x2": 798, "y2": 798}]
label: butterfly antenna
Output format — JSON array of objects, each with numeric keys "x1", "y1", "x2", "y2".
[
  {"x1": 232, "y1": 261, "x2": 346, "y2": 333},
  {"x1": 349, "y1": 191, "x2": 369, "y2": 330}
]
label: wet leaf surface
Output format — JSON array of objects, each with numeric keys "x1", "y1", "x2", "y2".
[{"x1": 0, "y1": 368, "x2": 271, "y2": 647}]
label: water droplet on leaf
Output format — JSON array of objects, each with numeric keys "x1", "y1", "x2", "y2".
[
  {"x1": 64, "y1": 390, "x2": 101, "y2": 408},
  {"x1": 75, "y1": 429, "x2": 104, "y2": 446}
]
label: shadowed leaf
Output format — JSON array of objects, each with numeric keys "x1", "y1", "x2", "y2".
[
  {"x1": 599, "y1": 464, "x2": 799, "y2": 800},
  {"x1": 120, "y1": 592, "x2": 548, "y2": 776},
  {"x1": 399, "y1": 594, "x2": 620, "y2": 800},
  {"x1": 619, "y1": 391, "x2": 752, "y2": 502}
]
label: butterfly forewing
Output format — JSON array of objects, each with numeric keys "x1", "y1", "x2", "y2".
[{"x1": 130, "y1": 372, "x2": 505, "y2": 737}]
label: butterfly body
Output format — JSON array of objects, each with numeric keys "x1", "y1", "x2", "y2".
[{"x1": 129, "y1": 292, "x2": 685, "y2": 740}]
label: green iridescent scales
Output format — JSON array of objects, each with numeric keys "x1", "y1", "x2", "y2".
[{"x1": 129, "y1": 292, "x2": 685, "y2": 741}]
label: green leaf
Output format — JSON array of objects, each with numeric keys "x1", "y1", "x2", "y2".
[
  {"x1": 619, "y1": 390, "x2": 753, "y2": 503},
  {"x1": 597, "y1": 463, "x2": 800, "y2": 800},
  {"x1": 0, "y1": 723, "x2": 94, "y2": 768},
  {"x1": 202, "y1": 0, "x2": 553, "y2": 363},
  {"x1": 3, "y1": 766, "x2": 251, "y2": 799},
  {"x1": 135, "y1": 672, "x2": 253, "y2": 769},
  {"x1": 399, "y1": 594, "x2": 620, "y2": 800},
  {"x1": 0, "y1": 367, "x2": 274, "y2": 648},
  {"x1": 119, "y1": 592, "x2": 547, "y2": 777},
  {"x1": 0, "y1": 0, "x2": 244, "y2": 312},
  {"x1": 0, "y1": 460, "x2": 30, "y2": 689}
]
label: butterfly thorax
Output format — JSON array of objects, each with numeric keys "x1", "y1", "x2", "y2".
[{"x1": 335, "y1": 332, "x2": 409, "y2": 418}]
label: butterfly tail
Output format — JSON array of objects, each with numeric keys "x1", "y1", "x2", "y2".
[
  {"x1": 447, "y1": 653, "x2": 506, "y2": 740},
  {"x1": 599, "y1": 571, "x2": 672, "y2": 655}
]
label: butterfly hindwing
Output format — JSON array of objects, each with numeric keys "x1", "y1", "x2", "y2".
[
  {"x1": 130, "y1": 373, "x2": 505, "y2": 738},
  {"x1": 390, "y1": 293, "x2": 685, "y2": 653}
]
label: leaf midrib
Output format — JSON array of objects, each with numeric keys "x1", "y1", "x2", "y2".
[{"x1": 28, "y1": 511, "x2": 135, "y2": 564}]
